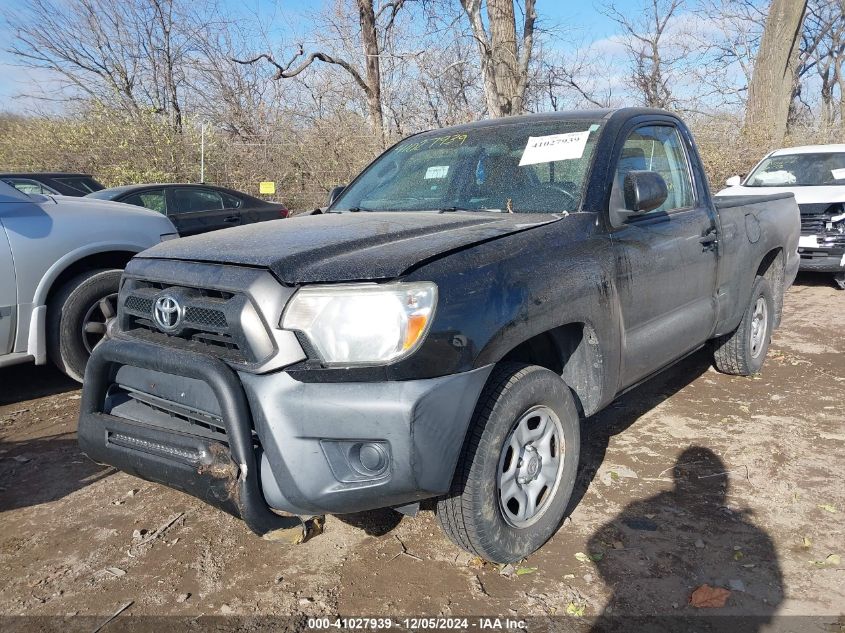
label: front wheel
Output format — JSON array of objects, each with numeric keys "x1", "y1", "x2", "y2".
[
  {"x1": 436, "y1": 363, "x2": 580, "y2": 563},
  {"x1": 47, "y1": 269, "x2": 121, "y2": 383},
  {"x1": 834, "y1": 273, "x2": 845, "y2": 290}
]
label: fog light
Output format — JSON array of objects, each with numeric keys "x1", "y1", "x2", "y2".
[
  {"x1": 352, "y1": 442, "x2": 388, "y2": 475},
  {"x1": 320, "y1": 439, "x2": 391, "y2": 483}
]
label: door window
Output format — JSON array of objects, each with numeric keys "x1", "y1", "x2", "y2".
[
  {"x1": 172, "y1": 188, "x2": 225, "y2": 214},
  {"x1": 615, "y1": 125, "x2": 694, "y2": 213},
  {"x1": 4, "y1": 179, "x2": 56, "y2": 195},
  {"x1": 121, "y1": 190, "x2": 166, "y2": 214},
  {"x1": 220, "y1": 192, "x2": 243, "y2": 209},
  {"x1": 53, "y1": 176, "x2": 102, "y2": 194}
]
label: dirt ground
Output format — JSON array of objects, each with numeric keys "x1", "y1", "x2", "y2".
[{"x1": 1, "y1": 273, "x2": 843, "y2": 628}]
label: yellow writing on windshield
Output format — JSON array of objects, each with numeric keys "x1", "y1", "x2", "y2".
[{"x1": 395, "y1": 134, "x2": 468, "y2": 153}]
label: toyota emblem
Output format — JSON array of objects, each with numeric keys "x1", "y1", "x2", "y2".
[{"x1": 153, "y1": 295, "x2": 183, "y2": 331}]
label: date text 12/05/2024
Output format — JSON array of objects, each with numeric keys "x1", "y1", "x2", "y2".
[{"x1": 307, "y1": 617, "x2": 528, "y2": 630}]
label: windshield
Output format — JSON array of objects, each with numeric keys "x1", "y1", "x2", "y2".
[
  {"x1": 332, "y1": 120, "x2": 603, "y2": 213},
  {"x1": 745, "y1": 152, "x2": 845, "y2": 187}
]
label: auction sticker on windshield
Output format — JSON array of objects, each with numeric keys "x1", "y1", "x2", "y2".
[
  {"x1": 519, "y1": 130, "x2": 590, "y2": 166},
  {"x1": 425, "y1": 165, "x2": 449, "y2": 179}
]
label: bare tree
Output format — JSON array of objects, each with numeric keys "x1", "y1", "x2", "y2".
[
  {"x1": 745, "y1": 0, "x2": 808, "y2": 142},
  {"x1": 5, "y1": 0, "x2": 204, "y2": 132},
  {"x1": 602, "y1": 0, "x2": 685, "y2": 109},
  {"x1": 539, "y1": 45, "x2": 615, "y2": 110},
  {"x1": 459, "y1": 0, "x2": 536, "y2": 116},
  {"x1": 233, "y1": 0, "x2": 412, "y2": 142},
  {"x1": 691, "y1": 0, "x2": 768, "y2": 110},
  {"x1": 797, "y1": 0, "x2": 845, "y2": 130}
]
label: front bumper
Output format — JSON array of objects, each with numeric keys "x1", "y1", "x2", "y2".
[
  {"x1": 798, "y1": 247, "x2": 845, "y2": 273},
  {"x1": 78, "y1": 338, "x2": 492, "y2": 533}
]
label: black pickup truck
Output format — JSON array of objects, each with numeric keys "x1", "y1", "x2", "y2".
[{"x1": 78, "y1": 108, "x2": 799, "y2": 563}]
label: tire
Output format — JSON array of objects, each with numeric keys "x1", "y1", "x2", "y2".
[
  {"x1": 712, "y1": 276, "x2": 774, "y2": 376},
  {"x1": 834, "y1": 273, "x2": 845, "y2": 291},
  {"x1": 47, "y1": 269, "x2": 121, "y2": 383},
  {"x1": 436, "y1": 363, "x2": 580, "y2": 563}
]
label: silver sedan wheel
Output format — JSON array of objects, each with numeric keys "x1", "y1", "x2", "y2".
[
  {"x1": 749, "y1": 297, "x2": 768, "y2": 359},
  {"x1": 497, "y1": 405, "x2": 565, "y2": 528},
  {"x1": 81, "y1": 293, "x2": 118, "y2": 354}
]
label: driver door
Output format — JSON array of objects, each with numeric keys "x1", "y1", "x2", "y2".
[{"x1": 609, "y1": 122, "x2": 719, "y2": 388}]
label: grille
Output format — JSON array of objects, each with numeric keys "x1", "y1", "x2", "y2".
[
  {"x1": 184, "y1": 306, "x2": 228, "y2": 329},
  {"x1": 105, "y1": 384, "x2": 260, "y2": 448},
  {"x1": 118, "y1": 279, "x2": 266, "y2": 366},
  {"x1": 801, "y1": 214, "x2": 827, "y2": 235},
  {"x1": 105, "y1": 382, "x2": 227, "y2": 440},
  {"x1": 125, "y1": 295, "x2": 153, "y2": 314},
  {"x1": 126, "y1": 325, "x2": 246, "y2": 364},
  {"x1": 798, "y1": 203, "x2": 845, "y2": 236}
]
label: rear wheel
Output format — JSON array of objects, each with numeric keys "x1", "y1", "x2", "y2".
[
  {"x1": 712, "y1": 276, "x2": 774, "y2": 376},
  {"x1": 47, "y1": 269, "x2": 121, "y2": 382},
  {"x1": 436, "y1": 363, "x2": 580, "y2": 563}
]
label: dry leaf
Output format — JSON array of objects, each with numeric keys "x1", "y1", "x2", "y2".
[
  {"x1": 566, "y1": 602, "x2": 585, "y2": 616},
  {"x1": 818, "y1": 504, "x2": 837, "y2": 513},
  {"x1": 515, "y1": 566, "x2": 537, "y2": 576},
  {"x1": 689, "y1": 584, "x2": 731, "y2": 608},
  {"x1": 811, "y1": 554, "x2": 841, "y2": 567}
]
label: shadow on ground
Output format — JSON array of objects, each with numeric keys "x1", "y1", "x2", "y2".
[
  {"x1": 0, "y1": 433, "x2": 113, "y2": 512},
  {"x1": 793, "y1": 271, "x2": 842, "y2": 289},
  {"x1": 0, "y1": 363, "x2": 78, "y2": 405},
  {"x1": 568, "y1": 349, "x2": 712, "y2": 516},
  {"x1": 587, "y1": 447, "x2": 783, "y2": 630},
  {"x1": 336, "y1": 508, "x2": 404, "y2": 536}
]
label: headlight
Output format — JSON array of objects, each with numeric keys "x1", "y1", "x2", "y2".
[{"x1": 281, "y1": 282, "x2": 437, "y2": 365}]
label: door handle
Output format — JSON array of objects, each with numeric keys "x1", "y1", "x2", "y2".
[
  {"x1": 699, "y1": 228, "x2": 718, "y2": 251},
  {"x1": 223, "y1": 215, "x2": 239, "y2": 223}
]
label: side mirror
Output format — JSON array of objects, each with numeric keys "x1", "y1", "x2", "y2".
[
  {"x1": 623, "y1": 170, "x2": 668, "y2": 214},
  {"x1": 725, "y1": 175, "x2": 742, "y2": 187},
  {"x1": 328, "y1": 185, "x2": 346, "y2": 207}
]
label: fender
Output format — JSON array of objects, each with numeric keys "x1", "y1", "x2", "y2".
[
  {"x1": 19, "y1": 242, "x2": 145, "y2": 361},
  {"x1": 31, "y1": 241, "x2": 145, "y2": 307}
]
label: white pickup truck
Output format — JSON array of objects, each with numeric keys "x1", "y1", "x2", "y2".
[{"x1": 719, "y1": 144, "x2": 845, "y2": 289}]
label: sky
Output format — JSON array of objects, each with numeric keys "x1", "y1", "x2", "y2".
[{"x1": 0, "y1": 0, "x2": 647, "y2": 114}]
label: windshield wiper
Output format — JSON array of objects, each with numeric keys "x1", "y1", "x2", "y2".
[
  {"x1": 347, "y1": 206, "x2": 373, "y2": 212},
  {"x1": 438, "y1": 206, "x2": 476, "y2": 213}
]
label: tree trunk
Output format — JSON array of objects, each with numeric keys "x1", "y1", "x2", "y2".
[
  {"x1": 487, "y1": 0, "x2": 519, "y2": 115},
  {"x1": 744, "y1": 0, "x2": 808, "y2": 144},
  {"x1": 836, "y1": 53, "x2": 845, "y2": 131},
  {"x1": 461, "y1": 0, "x2": 535, "y2": 117},
  {"x1": 356, "y1": 0, "x2": 385, "y2": 143}
]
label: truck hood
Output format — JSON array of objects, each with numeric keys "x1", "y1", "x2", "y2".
[{"x1": 138, "y1": 211, "x2": 564, "y2": 284}]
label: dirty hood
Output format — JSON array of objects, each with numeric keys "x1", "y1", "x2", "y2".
[{"x1": 138, "y1": 211, "x2": 563, "y2": 284}]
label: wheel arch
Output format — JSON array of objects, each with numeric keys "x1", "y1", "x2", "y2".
[
  {"x1": 34, "y1": 246, "x2": 138, "y2": 307},
  {"x1": 498, "y1": 321, "x2": 606, "y2": 416},
  {"x1": 27, "y1": 246, "x2": 138, "y2": 364},
  {"x1": 755, "y1": 247, "x2": 784, "y2": 327}
]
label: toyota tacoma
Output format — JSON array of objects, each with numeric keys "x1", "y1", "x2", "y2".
[{"x1": 78, "y1": 108, "x2": 799, "y2": 562}]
